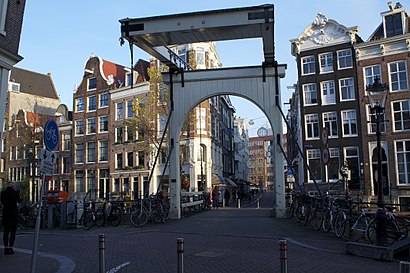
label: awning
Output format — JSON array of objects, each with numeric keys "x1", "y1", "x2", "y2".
[
  {"x1": 225, "y1": 178, "x2": 237, "y2": 187},
  {"x1": 212, "y1": 174, "x2": 225, "y2": 186}
]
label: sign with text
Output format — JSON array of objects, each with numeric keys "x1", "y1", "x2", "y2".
[{"x1": 40, "y1": 148, "x2": 56, "y2": 176}]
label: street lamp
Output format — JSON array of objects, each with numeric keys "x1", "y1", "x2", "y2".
[{"x1": 366, "y1": 76, "x2": 388, "y2": 246}]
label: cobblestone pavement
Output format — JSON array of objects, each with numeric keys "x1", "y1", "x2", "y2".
[{"x1": 1, "y1": 191, "x2": 401, "y2": 272}]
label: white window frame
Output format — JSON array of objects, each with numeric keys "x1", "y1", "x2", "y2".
[
  {"x1": 364, "y1": 65, "x2": 382, "y2": 89},
  {"x1": 339, "y1": 78, "x2": 355, "y2": 101},
  {"x1": 321, "y1": 80, "x2": 335, "y2": 105},
  {"x1": 87, "y1": 77, "x2": 97, "y2": 91},
  {"x1": 196, "y1": 108, "x2": 206, "y2": 132},
  {"x1": 196, "y1": 47, "x2": 205, "y2": 66},
  {"x1": 99, "y1": 93, "x2": 109, "y2": 108},
  {"x1": 75, "y1": 120, "x2": 84, "y2": 136},
  {"x1": 0, "y1": 0, "x2": 8, "y2": 36},
  {"x1": 392, "y1": 100, "x2": 410, "y2": 132},
  {"x1": 302, "y1": 83, "x2": 317, "y2": 106},
  {"x1": 75, "y1": 98, "x2": 84, "y2": 112},
  {"x1": 307, "y1": 149, "x2": 321, "y2": 183},
  {"x1": 99, "y1": 140, "x2": 108, "y2": 162},
  {"x1": 323, "y1": 112, "x2": 338, "y2": 137},
  {"x1": 116, "y1": 102, "x2": 124, "y2": 120},
  {"x1": 395, "y1": 140, "x2": 410, "y2": 185},
  {"x1": 305, "y1": 114, "x2": 319, "y2": 140},
  {"x1": 366, "y1": 105, "x2": 386, "y2": 134},
  {"x1": 341, "y1": 110, "x2": 358, "y2": 136},
  {"x1": 319, "y1": 52, "x2": 333, "y2": 73},
  {"x1": 301, "y1": 56, "x2": 315, "y2": 75},
  {"x1": 337, "y1": 49, "x2": 352, "y2": 70},
  {"x1": 389, "y1": 60, "x2": 408, "y2": 92},
  {"x1": 87, "y1": 95, "x2": 97, "y2": 112},
  {"x1": 86, "y1": 117, "x2": 96, "y2": 135},
  {"x1": 127, "y1": 100, "x2": 134, "y2": 118},
  {"x1": 158, "y1": 113, "x2": 167, "y2": 136},
  {"x1": 87, "y1": 142, "x2": 96, "y2": 163},
  {"x1": 99, "y1": 116, "x2": 108, "y2": 133}
]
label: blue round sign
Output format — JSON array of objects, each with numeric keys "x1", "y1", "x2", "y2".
[{"x1": 44, "y1": 120, "x2": 59, "y2": 151}]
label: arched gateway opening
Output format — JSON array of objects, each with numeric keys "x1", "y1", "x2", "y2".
[{"x1": 120, "y1": 4, "x2": 287, "y2": 219}]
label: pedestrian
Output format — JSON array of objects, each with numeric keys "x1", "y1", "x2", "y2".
[
  {"x1": 212, "y1": 187, "x2": 220, "y2": 209},
  {"x1": 224, "y1": 190, "x2": 230, "y2": 207},
  {"x1": 1, "y1": 182, "x2": 22, "y2": 255}
]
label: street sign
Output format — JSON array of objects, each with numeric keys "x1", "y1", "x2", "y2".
[
  {"x1": 321, "y1": 128, "x2": 329, "y2": 147},
  {"x1": 44, "y1": 120, "x2": 59, "y2": 151},
  {"x1": 322, "y1": 147, "x2": 330, "y2": 165},
  {"x1": 40, "y1": 148, "x2": 56, "y2": 176}
]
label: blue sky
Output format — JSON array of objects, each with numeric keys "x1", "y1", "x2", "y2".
[{"x1": 16, "y1": 0, "x2": 390, "y2": 135}]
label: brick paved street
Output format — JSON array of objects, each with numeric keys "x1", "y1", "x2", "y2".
[{"x1": 1, "y1": 191, "x2": 400, "y2": 272}]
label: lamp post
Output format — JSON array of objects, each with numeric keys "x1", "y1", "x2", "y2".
[{"x1": 366, "y1": 76, "x2": 388, "y2": 246}]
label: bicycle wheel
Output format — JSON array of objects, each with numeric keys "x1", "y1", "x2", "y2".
[
  {"x1": 367, "y1": 218, "x2": 376, "y2": 244},
  {"x1": 130, "y1": 209, "x2": 148, "y2": 227},
  {"x1": 82, "y1": 211, "x2": 95, "y2": 230},
  {"x1": 95, "y1": 209, "x2": 105, "y2": 227},
  {"x1": 296, "y1": 205, "x2": 304, "y2": 223},
  {"x1": 322, "y1": 209, "x2": 332, "y2": 233},
  {"x1": 161, "y1": 204, "x2": 170, "y2": 221},
  {"x1": 334, "y1": 211, "x2": 346, "y2": 237},
  {"x1": 109, "y1": 207, "x2": 121, "y2": 227},
  {"x1": 367, "y1": 218, "x2": 401, "y2": 245},
  {"x1": 286, "y1": 203, "x2": 295, "y2": 219}
]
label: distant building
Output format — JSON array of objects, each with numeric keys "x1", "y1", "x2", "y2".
[{"x1": 233, "y1": 117, "x2": 249, "y2": 182}]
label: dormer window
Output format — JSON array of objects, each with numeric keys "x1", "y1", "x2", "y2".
[
  {"x1": 9, "y1": 82, "x2": 20, "y2": 92},
  {"x1": 384, "y1": 12, "x2": 403, "y2": 38}
]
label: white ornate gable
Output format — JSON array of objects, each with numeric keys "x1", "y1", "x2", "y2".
[{"x1": 291, "y1": 13, "x2": 359, "y2": 54}]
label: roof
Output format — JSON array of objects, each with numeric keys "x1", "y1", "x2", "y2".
[
  {"x1": 9, "y1": 67, "x2": 59, "y2": 100},
  {"x1": 134, "y1": 59, "x2": 150, "y2": 82}
]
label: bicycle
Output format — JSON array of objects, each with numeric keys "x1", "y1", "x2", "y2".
[
  {"x1": 95, "y1": 201, "x2": 122, "y2": 227},
  {"x1": 79, "y1": 202, "x2": 100, "y2": 230},
  {"x1": 338, "y1": 199, "x2": 372, "y2": 242},
  {"x1": 367, "y1": 206, "x2": 407, "y2": 246}
]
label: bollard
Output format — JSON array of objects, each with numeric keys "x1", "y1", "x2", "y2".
[
  {"x1": 400, "y1": 261, "x2": 410, "y2": 273},
  {"x1": 238, "y1": 198, "x2": 241, "y2": 209},
  {"x1": 99, "y1": 234, "x2": 106, "y2": 273},
  {"x1": 279, "y1": 240, "x2": 288, "y2": 273},
  {"x1": 177, "y1": 238, "x2": 184, "y2": 273},
  {"x1": 257, "y1": 199, "x2": 260, "y2": 209}
]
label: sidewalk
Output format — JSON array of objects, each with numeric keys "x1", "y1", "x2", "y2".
[{"x1": 1, "y1": 191, "x2": 401, "y2": 272}]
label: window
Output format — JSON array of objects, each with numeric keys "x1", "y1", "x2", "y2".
[
  {"x1": 344, "y1": 147, "x2": 360, "y2": 189},
  {"x1": 126, "y1": 72, "x2": 136, "y2": 87},
  {"x1": 115, "y1": 127, "x2": 123, "y2": 143},
  {"x1": 323, "y1": 112, "x2": 338, "y2": 137},
  {"x1": 62, "y1": 134, "x2": 71, "y2": 150},
  {"x1": 178, "y1": 47, "x2": 186, "y2": 62},
  {"x1": 305, "y1": 114, "x2": 319, "y2": 139},
  {"x1": 396, "y1": 140, "x2": 410, "y2": 185},
  {"x1": 126, "y1": 126, "x2": 134, "y2": 142},
  {"x1": 307, "y1": 149, "x2": 321, "y2": 182},
  {"x1": 196, "y1": 47, "x2": 205, "y2": 66},
  {"x1": 364, "y1": 65, "x2": 382, "y2": 87},
  {"x1": 127, "y1": 100, "x2": 134, "y2": 118},
  {"x1": 87, "y1": 77, "x2": 97, "y2": 90},
  {"x1": 87, "y1": 118, "x2": 96, "y2": 134},
  {"x1": 337, "y1": 49, "x2": 352, "y2": 69},
  {"x1": 367, "y1": 105, "x2": 386, "y2": 134},
  {"x1": 339, "y1": 78, "x2": 355, "y2": 101},
  {"x1": 328, "y1": 148, "x2": 340, "y2": 182},
  {"x1": 75, "y1": 143, "x2": 84, "y2": 163},
  {"x1": 99, "y1": 140, "x2": 108, "y2": 161},
  {"x1": 137, "y1": 151, "x2": 145, "y2": 167},
  {"x1": 385, "y1": 13, "x2": 403, "y2": 38},
  {"x1": 389, "y1": 61, "x2": 408, "y2": 92},
  {"x1": 196, "y1": 108, "x2": 206, "y2": 131},
  {"x1": 62, "y1": 157, "x2": 70, "y2": 174},
  {"x1": 321, "y1": 80, "x2": 335, "y2": 105},
  {"x1": 303, "y1": 83, "x2": 317, "y2": 105},
  {"x1": 75, "y1": 170, "x2": 84, "y2": 192},
  {"x1": 87, "y1": 142, "x2": 95, "y2": 163},
  {"x1": 127, "y1": 152, "x2": 133, "y2": 167},
  {"x1": 0, "y1": 0, "x2": 8, "y2": 35},
  {"x1": 99, "y1": 116, "x2": 108, "y2": 133},
  {"x1": 301, "y1": 56, "x2": 315, "y2": 75},
  {"x1": 88, "y1": 96, "x2": 97, "y2": 111},
  {"x1": 341, "y1": 110, "x2": 357, "y2": 136},
  {"x1": 75, "y1": 98, "x2": 84, "y2": 112},
  {"x1": 87, "y1": 171, "x2": 95, "y2": 191},
  {"x1": 99, "y1": 93, "x2": 108, "y2": 108},
  {"x1": 393, "y1": 100, "x2": 410, "y2": 131},
  {"x1": 116, "y1": 153, "x2": 123, "y2": 169},
  {"x1": 75, "y1": 120, "x2": 84, "y2": 135},
  {"x1": 116, "y1": 102, "x2": 124, "y2": 120},
  {"x1": 319, "y1": 52, "x2": 333, "y2": 73}
]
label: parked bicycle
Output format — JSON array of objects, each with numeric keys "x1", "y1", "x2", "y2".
[{"x1": 95, "y1": 200, "x2": 122, "y2": 227}]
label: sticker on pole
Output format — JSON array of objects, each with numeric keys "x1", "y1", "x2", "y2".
[
  {"x1": 44, "y1": 120, "x2": 59, "y2": 151},
  {"x1": 322, "y1": 147, "x2": 330, "y2": 165}
]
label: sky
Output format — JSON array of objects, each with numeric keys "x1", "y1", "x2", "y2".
[{"x1": 16, "y1": 0, "x2": 390, "y2": 136}]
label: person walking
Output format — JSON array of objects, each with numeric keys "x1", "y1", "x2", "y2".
[
  {"x1": 1, "y1": 182, "x2": 22, "y2": 255},
  {"x1": 224, "y1": 190, "x2": 230, "y2": 207},
  {"x1": 212, "y1": 187, "x2": 220, "y2": 210}
]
